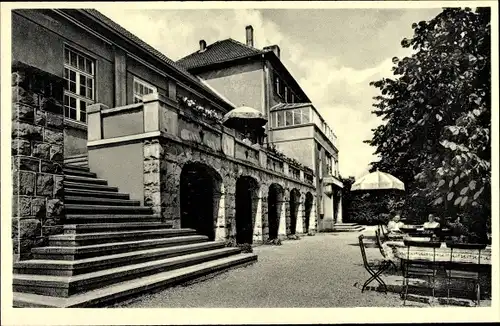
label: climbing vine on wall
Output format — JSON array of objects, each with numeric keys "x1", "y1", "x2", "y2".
[{"x1": 178, "y1": 96, "x2": 223, "y2": 123}]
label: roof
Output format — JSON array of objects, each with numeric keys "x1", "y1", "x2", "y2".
[
  {"x1": 79, "y1": 9, "x2": 233, "y2": 109},
  {"x1": 270, "y1": 102, "x2": 312, "y2": 111},
  {"x1": 177, "y1": 38, "x2": 264, "y2": 70}
]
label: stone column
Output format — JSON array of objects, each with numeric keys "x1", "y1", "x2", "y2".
[
  {"x1": 252, "y1": 187, "x2": 264, "y2": 243},
  {"x1": 336, "y1": 191, "x2": 343, "y2": 224},
  {"x1": 309, "y1": 199, "x2": 318, "y2": 233},
  {"x1": 215, "y1": 183, "x2": 227, "y2": 241},
  {"x1": 223, "y1": 176, "x2": 237, "y2": 240},
  {"x1": 11, "y1": 62, "x2": 65, "y2": 261},
  {"x1": 296, "y1": 193, "x2": 305, "y2": 234},
  {"x1": 278, "y1": 191, "x2": 289, "y2": 237},
  {"x1": 163, "y1": 161, "x2": 182, "y2": 228},
  {"x1": 143, "y1": 139, "x2": 163, "y2": 218}
]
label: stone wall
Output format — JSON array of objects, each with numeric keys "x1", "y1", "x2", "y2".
[
  {"x1": 143, "y1": 135, "x2": 316, "y2": 243},
  {"x1": 11, "y1": 61, "x2": 65, "y2": 261}
]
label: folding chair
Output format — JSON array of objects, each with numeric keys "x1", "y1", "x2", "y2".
[
  {"x1": 378, "y1": 224, "x2": 389, "y2": 242},
  {"x1": 445, "y1": 242, "x2": 486, "y2": 306},
  {"x1": 358, "y1": 234, "x2": 390, "y2": 293},
  {"x1": 375, "y1": 230, "x2": 398, "y2": 272},
  {"x1": 402, "y1": 240, "x2": 440, "y2": 305}
]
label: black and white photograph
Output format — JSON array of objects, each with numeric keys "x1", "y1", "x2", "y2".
[{"x1": 1, "y1": 1, "x2": 498, "y2": 324}]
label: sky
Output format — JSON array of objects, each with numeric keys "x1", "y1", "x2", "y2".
[{"x1": 99, "y1": 7, "x2": 443, "y2": 179}]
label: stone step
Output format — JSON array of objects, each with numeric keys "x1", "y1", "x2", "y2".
[
  {"x1": 64, "y1": 181, "x2": 118, "y2": 192},
  {"x1": 32, "y1": 233, "x2": 204, "y2": 260},
  {"x1": 63, "y1": 164, "x2": 90, "y2": 172},
  {"x1": 65, "y1": 196, "x2": 140, "y2": 206},
  {"x1": 63, "y1": 167, "x2": 97, "y2": 178},
  {"x1": 66, "y1": 161, "x2": 89, "y2": 168},
  {"x1": 15, "y1": 241, "x2": 226, "y2": 276},
  {"x1": 13, "y1": 253, "x2": 257, "y2": 307},
  {"x1": 13, "y1": 247, "x2": 243, "y2": 297},
  {"x1": 64, "y1": 189, "x2": 130, "y2": 200},
  {"x1": 65, "y1": 204, "x2": 152, "y2": 215},
  {"x1": 65, "y1": 214, "x2": 161, "y2": 223},
  {"x1": 48, "y1": 228, "x2": 193, "y2": 246},
  {"x1": 64, "y1": 157, "x2": 89, "y2": 165},
  {"x1": 62, "y1": 222, "x2": 172, "y2": 234},
  {"x1": 65, "y1": 175, "x2": 108, "y2": 185}
]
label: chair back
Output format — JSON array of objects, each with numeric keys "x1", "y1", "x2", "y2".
[
  {"x1": 376, "y1": 230, "x2": 391, "y2": 259},
  {"x1": 358, "y1": 234, "x2": 370, "y2": 268}
]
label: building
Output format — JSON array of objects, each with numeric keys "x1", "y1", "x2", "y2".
[
  {"x1": 177, "y1": 26, "x2": 344, "y2": 231},
  {"x1": 11, "y1": 9, "x2": 317, "y2": 307}
]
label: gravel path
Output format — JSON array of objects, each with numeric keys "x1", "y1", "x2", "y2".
[{"x1": 115, "y1": 229, "x2": 418, "y2": 308}]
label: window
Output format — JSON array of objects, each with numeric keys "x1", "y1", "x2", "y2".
[
  {"x1": 293, "y1": 108, "x2": 301, "y2": 125},
  {"x1": 64, "y1": 46, "x2": 95, "y2": 123},
  {"x1": 277, "y1": 111, "x2": 284, "y2": 127},
  {"x1": 285, "y1": 110, "x2": 293, "y2": 126},
  {"x1": 301, "y1": 107, "x2": 310, "y2": 123},
  {"x1": 284, "y1": 87, "x2": 288, "y2": 102},
  {"x1": 133, "y1": 77, "x2": 157, "y2": 103},
  {"x1": 291, "y1": 93, "x2": 295, "y2": 103}
]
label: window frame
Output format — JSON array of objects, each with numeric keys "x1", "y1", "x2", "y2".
[
  {"x1": 63, "y1": 45, "x2": 96, "y2": 124},
  {"x1": 133, "y1": 76, "x2": 158, "y2": 103}
]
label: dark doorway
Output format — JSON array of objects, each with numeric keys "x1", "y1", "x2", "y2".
[
  {"x1": 267, "y1": 184, "x2": 283, "y2": 240},
  {"x1": 180, "y1": 163, "x2": 220, "y2": 241},
  {"x1": 304, "y1": 192, "x2": 314, "y2": 232},
  {"x1": 235, "y1": 176, "x2": 259, "y2": 244}
]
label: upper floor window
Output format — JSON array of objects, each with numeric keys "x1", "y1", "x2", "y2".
[
  {"x1": 64, "y1": 46, "x2": 95, "y2": 123},
  {"x1": 272, "y1": 107, "x2": 310, "y2": 128},
  {"x1": 133, "y1": 77, "x2": 157, "y2": 103},
  {"x1": 275, "y1": 77, "x2": 281, "y2": 96}
]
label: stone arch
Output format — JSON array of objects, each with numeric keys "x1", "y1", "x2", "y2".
[
  {"x1": 288, "y1": 188, "x2": 301, "y2": 235},
  {"x1": 235, "y1": 175, "x2": 259, "y2": 244},
  {"x1": 304, "y1": 192, "x2": 314, "y2": 233},
  {"x1": 179, "y1": 161, "x2": 223, "y2": 241},
  {"x1": 267, "y1": 183, "x2": 284, "y2": 240}
]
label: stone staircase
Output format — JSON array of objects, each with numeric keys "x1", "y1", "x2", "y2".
[
  {"x1": 64, "y1": 154, "x2": 88, "y2": 167},
  {"x1": 331, "y1": 223, "x2": 365, "y2": 232},
  {"x1": 13, "y1": 163, "x2": 257, "y2": 307}
]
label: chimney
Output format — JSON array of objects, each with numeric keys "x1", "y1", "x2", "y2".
[
  {"x1": 263, "y1": 45, "x2": 281, "y2": 59},
  {"x1": 199, "y1": 39, "x2": 207, "y2": 52},
  {"x1": 245, "y1": 25, "x2": 254, "y2": 47}
]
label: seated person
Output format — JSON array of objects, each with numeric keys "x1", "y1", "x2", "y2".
[
  {"x1": 423, "y1": 214, "x2": 440, "y2": 229},
  {"x1": 448, "y1": 216, "x2": 468, "y2": 242},
  {"x1": 387, "y1": 213, "x2": 404, "y2": 234}
]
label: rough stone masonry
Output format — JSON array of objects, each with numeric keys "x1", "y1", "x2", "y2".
[{"x1": 11, "y1": 61, "x2": 65, "y2": 261}]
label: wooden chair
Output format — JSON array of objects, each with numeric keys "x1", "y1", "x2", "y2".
[
  {"x1": 358, "y1": 234, "x2": 390, "y2": 293},
  {"x1": 375, "y1": 230, "x2": 398, "y2": 272},
  {"x1": 402, "y1": 240, "x2": 441, "y2": 305},
  {"x1": 445, "y1": 242, "x2": 486, "y2": 306}
]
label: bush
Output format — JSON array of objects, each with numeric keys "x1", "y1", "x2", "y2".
[
  {"x1": 264, "y1": 238, "x2": 282, "y2": 245},
  {"x1": 237, "y1": 243, "x2": 253, "y2": 253},
  {"x1": 224, "y1": 238, "x2": 237, "y2": 247}
]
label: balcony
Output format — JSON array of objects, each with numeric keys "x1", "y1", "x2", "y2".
[{"x1": 86, "y1": 93, "x2": 314, "y2": 186}]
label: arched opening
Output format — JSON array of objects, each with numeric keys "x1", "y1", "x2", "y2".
[
  {"x1": 180, "y1": 162, "x2": 222, "y2": 241},
  {"x1": 235, "y1": 176, "x2": 259, "y2": 244},
  {"x1": 289, "y1": 189, "x2": 301, "y2": 235},
  {"x1": 304, "y1": 192, "x2": 314, "y2": 232},
  {"x1": 267, "y1": 183, "x2": 284, "y2": 240}
]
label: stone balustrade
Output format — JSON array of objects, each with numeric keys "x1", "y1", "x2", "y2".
[{"x1": 87, "y1": 93, "x2": 314, "y2": 185}]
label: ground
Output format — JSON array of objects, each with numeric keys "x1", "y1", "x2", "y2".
[
  {"x1": 114, "y1": 227, "x2": 491, "y2": 308},
  {"x1": 114, "y1": 228, "x2": 411, "y2": 308}
]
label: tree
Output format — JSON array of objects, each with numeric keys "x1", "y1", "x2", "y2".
[{"x1": 365, "y1": 7, "x2": 491, "y2": 240}]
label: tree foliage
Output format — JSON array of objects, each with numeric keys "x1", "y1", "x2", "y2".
[{"x1": 365, "y1": 7, "x2": 491, "y2": 238}]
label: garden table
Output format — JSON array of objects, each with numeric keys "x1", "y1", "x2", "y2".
[{"x1": 385, "y1": 241, "x2": 492, "y2": 265}]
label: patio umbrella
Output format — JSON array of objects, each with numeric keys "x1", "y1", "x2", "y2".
[
  {"x1": 351, "y1": 170, "x2": 405, "y2": 191},
  {"x1": 222, "y1": 106, "x2": 268, "y2": 129}
]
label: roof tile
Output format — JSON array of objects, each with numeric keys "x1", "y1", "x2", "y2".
[{"x1": 177, "y1": 39, "x2": 264, "y2": 69}]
